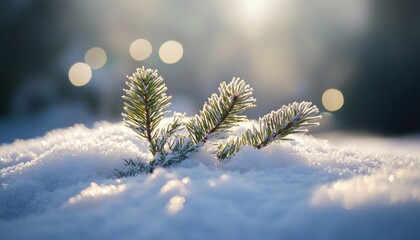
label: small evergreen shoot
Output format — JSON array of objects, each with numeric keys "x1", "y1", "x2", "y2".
[
  {"x1": 186, "y1": 78, "x2": 256, "y2": 144},
  {"x1": 122, "y1": 67, "x2": 171, "y2": 156},
  {"x1": 216, "y1": 102, "x2": 321, "y2": 160},
  {"x1": 118, "y1": 66, "x2": 321, "y2": 177}
]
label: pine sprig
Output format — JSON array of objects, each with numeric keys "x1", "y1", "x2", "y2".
[
  {"x1": 120, "y1": 73, "x2": 256, "y2": 175},
  {"x1": 158, "y1": 78, "x2": 256, "y2": 167},
  {"x1": 122, "y1": 67, "x2": 171, "y2": 156},
  {"x1": 163, "y1": 136, "x2": 198, "y2": 167},
  {"x1": 165, "y1": 112, "x2": 185, "y2": 137},
  {"x1": 151, "y1": 112, "x2": 187, "y2": 165},
  {"x1": 217, "y1": 101, "x2": 321, "y2": 160},
  {"x1": 248, "y1": 101, "x2": 321, "y2": 148},
  {"x1": 217, "y1": 136, "x2": 244, "y2": 160},
  {"x1": 186, "y1": 78, "x2": 256, "y2": 144},
  {"x1": 115, "y1": 159, "x2": 154, "y2": 177},
  {"x1": 118, "y1": 67, "x2": 321, "y2": 177}
]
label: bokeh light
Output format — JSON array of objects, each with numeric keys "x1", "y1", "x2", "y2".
[
  {"x1": 159, "y1": 40, "x2": 183, "y2": 64},
  {"x1": 84, "y1": 47, "x2": 107, "y2": 69},
  {"x1": 129, "y1": 39, "x2": 152, "y2": 61},
  {"x1": 68, "y1": 62, "x2": 92, "y2": 87},
  {"x1": 322, "y1": 88, "x2": 344, "y2": 112},
  {"x1": 3, "y1": 0, "x2": 420, "y2": 138}
]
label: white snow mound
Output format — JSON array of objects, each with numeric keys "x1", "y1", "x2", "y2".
[{"x1": 1, "y1": 121, "x2": 419, "y2": 240}]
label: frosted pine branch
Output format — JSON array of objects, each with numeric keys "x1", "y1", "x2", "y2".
[
  {"x1": 116, "y1": 159, "x2": 154, "y2": 177},
  {"x1": 165, "y1": 112, "x2": 185, "y2": 137},
  {"x1": 118, "y1": 112, "x2": 188, "y2": 176},
  {"x1": 122, "y1": 67, "x2": 171, "y2": 156},
  {"x1": 249, "y1": 101, "x2": 321, "y2": 149},
  {"x1": 120, "y1": 71, "x2": 256, "y2": 176},
  {"x1": 186, "y1": 78, "x2": 256, "y2": 144},
  {"x1": 118, "y1": 67, "x2": 321, "y2": 176},
  {"x1": 163, "y1": 136, "x2": 198, "y2": 167},
  {"x1": 162, "y1": 78, "x2": 256, "y2": 167},
  {"x1": 217, "y1": 101, "x2": 321, "y2": 160},
  {"x1": 217, "y1": 136, "x2": 244, "y2": 160}
]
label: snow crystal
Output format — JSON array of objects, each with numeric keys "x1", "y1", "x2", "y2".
[{"x1": 1, "y1": 120, "x2": 419, "y2": 240}]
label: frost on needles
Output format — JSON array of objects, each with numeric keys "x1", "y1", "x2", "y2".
[
  {"x1": 118, "y1": 66, "x2": 321, "y2": 177},
  {"x1": 216, "y1": 102, "x2": 321, "y2": 160}
]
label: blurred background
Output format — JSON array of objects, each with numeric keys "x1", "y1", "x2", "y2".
[{"x1": 1, "y1": 0, "x2": 419, "y2": 143}]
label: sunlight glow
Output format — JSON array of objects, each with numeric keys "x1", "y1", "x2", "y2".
[
  {"x1": 84, "y1": 47, "x2": 107, "y2": 69},
  {"x1": 160, "y1": 180, "x2": 184, "y2": 194},
  {"x1": 208, "y1": 178, "x2": 217, "y2": 188},
  {"x1": 388, "y1": 175, "x2": 395, "y2": 182},
  {"x1": 322, "y1": 88, "x2": 344, "y2": 111},
  {"x1": 181, "y1": 177, "x2": 191, "y2": 184},
  {"x1": 243, "y1": 0, "x2": 266, "y2": 19},
  {"x1": 229, "y1": 0, "x2": 282, "y2": 36},
  {"x1": 68, "y1": 62, "x2": 92, "y2": 87},
  {"x1": 159, "y1": 40, "x2": 183, "y2": 64},
  {"x1": 166, "y1": 195, "x2": 186, "y2": 215},
  {"x1": 68, "y1": 182, "x2": 126, "y2": 204},
  {"x1": 311, "y1": 168, "x2": 420, "y2": 209},
  {"x1": 130, "y1": 39, "x2": 152, "y2": 61},
  {"x1": 220, "y1": 174, "x2": 231, "y2": 182}
]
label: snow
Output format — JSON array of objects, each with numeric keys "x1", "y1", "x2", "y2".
[{"x1": 1, "y1": 121, "x2": 419, "y2": 240}]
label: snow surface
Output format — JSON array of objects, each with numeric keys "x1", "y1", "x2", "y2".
[{"x1": 1, "y1": 121, "x2": 419, "y2": 240}]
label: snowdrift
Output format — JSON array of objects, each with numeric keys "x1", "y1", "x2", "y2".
[{"x1": 1, "y1": 121, "x2": 419, "y2": 240}]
